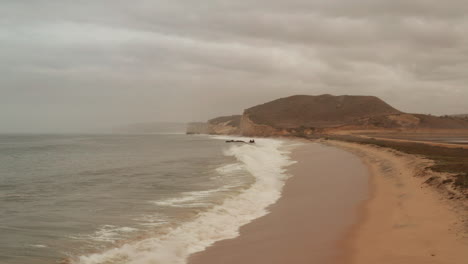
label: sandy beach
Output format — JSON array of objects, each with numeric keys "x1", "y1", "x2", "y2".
[
  {"x1": 328, "y1": 140, "x2": 468, "y2": 264},
  {"x1": 189, "y1": 139, "x2": 468, "y2": 264},
  {"x1": 328, "y1": 141, "x2": 468, "y2": 264},
  {"x1": 189, "y1": 142, "x2": 368, "y2": 264}
]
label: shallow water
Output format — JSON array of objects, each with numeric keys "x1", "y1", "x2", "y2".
[{"x1": 0, "y1": 134, "x2": 294, "y2": 264}]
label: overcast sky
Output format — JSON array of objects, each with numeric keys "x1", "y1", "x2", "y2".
[{"x1": 1, "y1": 0, "x2": 467, "y2": 132}]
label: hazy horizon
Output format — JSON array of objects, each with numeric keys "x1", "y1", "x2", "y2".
[{"x1": 1, "y1": 1, "x2": 468, "y2": 133}]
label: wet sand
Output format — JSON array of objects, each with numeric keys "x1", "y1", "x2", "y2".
[{"x1": 189, "y1": 142, "x2": 368, "y2": 264}]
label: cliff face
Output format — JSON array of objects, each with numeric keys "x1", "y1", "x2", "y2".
[
  {"x1": 240, "y1": 114, "x2": 285, "y2": 137},
  {"x1": 209, "y1": 122, "x2": 240, "y2": 135},
  {"x1": 186, "y1": 115, "x2": 241, "y2": 135},
  {"x1": 208, "y1": 115, "x2": 241, "y2": 135}
]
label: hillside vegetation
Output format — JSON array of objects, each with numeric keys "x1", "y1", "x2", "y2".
[{"x1": 244, "y1": 94, "x2": 401, "y2": 128}]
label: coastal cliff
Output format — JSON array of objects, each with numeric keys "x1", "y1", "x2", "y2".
[
  {"x1": 188, "y1": 94, "x2": 468, "y2": 137},
  {"x1": 240, "y1": 114, "x2": 285, "y2": 137},
  {"x1": 186, "y1": 115, "x2": 241, "y2": 135},
  {"x1": 208, "y1": 115, "x2": 241, "y2": 135}
]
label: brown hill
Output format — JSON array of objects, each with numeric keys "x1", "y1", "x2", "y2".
[
  {"x1": 191, "y1": 95, "x2": 468, "y2": 136},
  {"x1": 244, "y1": 94, "x2": 402, "y2": 129}
]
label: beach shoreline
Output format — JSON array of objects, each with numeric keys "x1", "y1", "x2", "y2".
[
  {"x1": 189, "y1": 141, "x2": 368, "y2": 264},
  {"x1": 189, "y1": 138, "x2": 468, "y2": 264},
  {"x1": 327, "y1": 140, "x2": 468, "y2": 264}
]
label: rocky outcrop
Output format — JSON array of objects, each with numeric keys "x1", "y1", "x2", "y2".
[
  {"x1": 240, "y1": 114, "x2": 285, "y2": 137},
  {"x1": 208, "y1": 115, "x2": 241, "y2": 135},
  {"x1": 209, "y1": 122, "x2": 240, "y2": 135}
]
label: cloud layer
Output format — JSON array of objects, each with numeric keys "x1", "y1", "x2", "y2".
[{"x1": 1, "y1": 0, "x2": 467, "y2": 132}]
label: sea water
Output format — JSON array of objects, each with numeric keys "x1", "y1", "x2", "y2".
[{"x1": 0, "y1": 134, "x2": 295, "y2": 264}]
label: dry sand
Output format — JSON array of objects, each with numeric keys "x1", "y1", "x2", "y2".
[
  {"x1": 190, "y1": 140, "x2": 468, "y2": 264},
  {"x1": 328, "y1": 140, "x2": 468, "y2": 264},
  {"x1": 189, "y1": 142, "x2": 368, "y2": 264}
]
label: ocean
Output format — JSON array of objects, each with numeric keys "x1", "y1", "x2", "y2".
[{"x1": 0, "y1": 134, "x2": 295, "y2": 264}]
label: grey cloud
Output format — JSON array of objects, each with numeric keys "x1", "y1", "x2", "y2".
[{"x1": 1, "y1": 0, "x2": 467, "y2": 133}]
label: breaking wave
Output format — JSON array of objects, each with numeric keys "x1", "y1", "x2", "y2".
[{"x1": 72, "y1": 137, "x2": 296, "y2": 264}]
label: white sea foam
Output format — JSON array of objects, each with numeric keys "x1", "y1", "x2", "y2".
[
  {"x1": 152, "y1": 162, "x2": 246, "y2": 208},
  {"x1": 30, "y1": 244, "x2": 48, "y2": 248},
  {"x1": 151, "y1": 187, "x2": 232, "y2": 208},
  {"x1": 71, "y1": 225, "x2": 139, "y2": 243},
  {"x1": 73, "y1": 137, "x2": 296, "y2": 264},
  {"x1": 134, "y1": 214, "x2": 169, "y2": 227},
  {"x1": 215, "y1": 162, "x2": 246, "y2": 174}
]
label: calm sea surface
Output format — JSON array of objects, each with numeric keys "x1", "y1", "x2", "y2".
[{"x1": 0, "y1": 134, "x2": 293, "y2": 264}]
